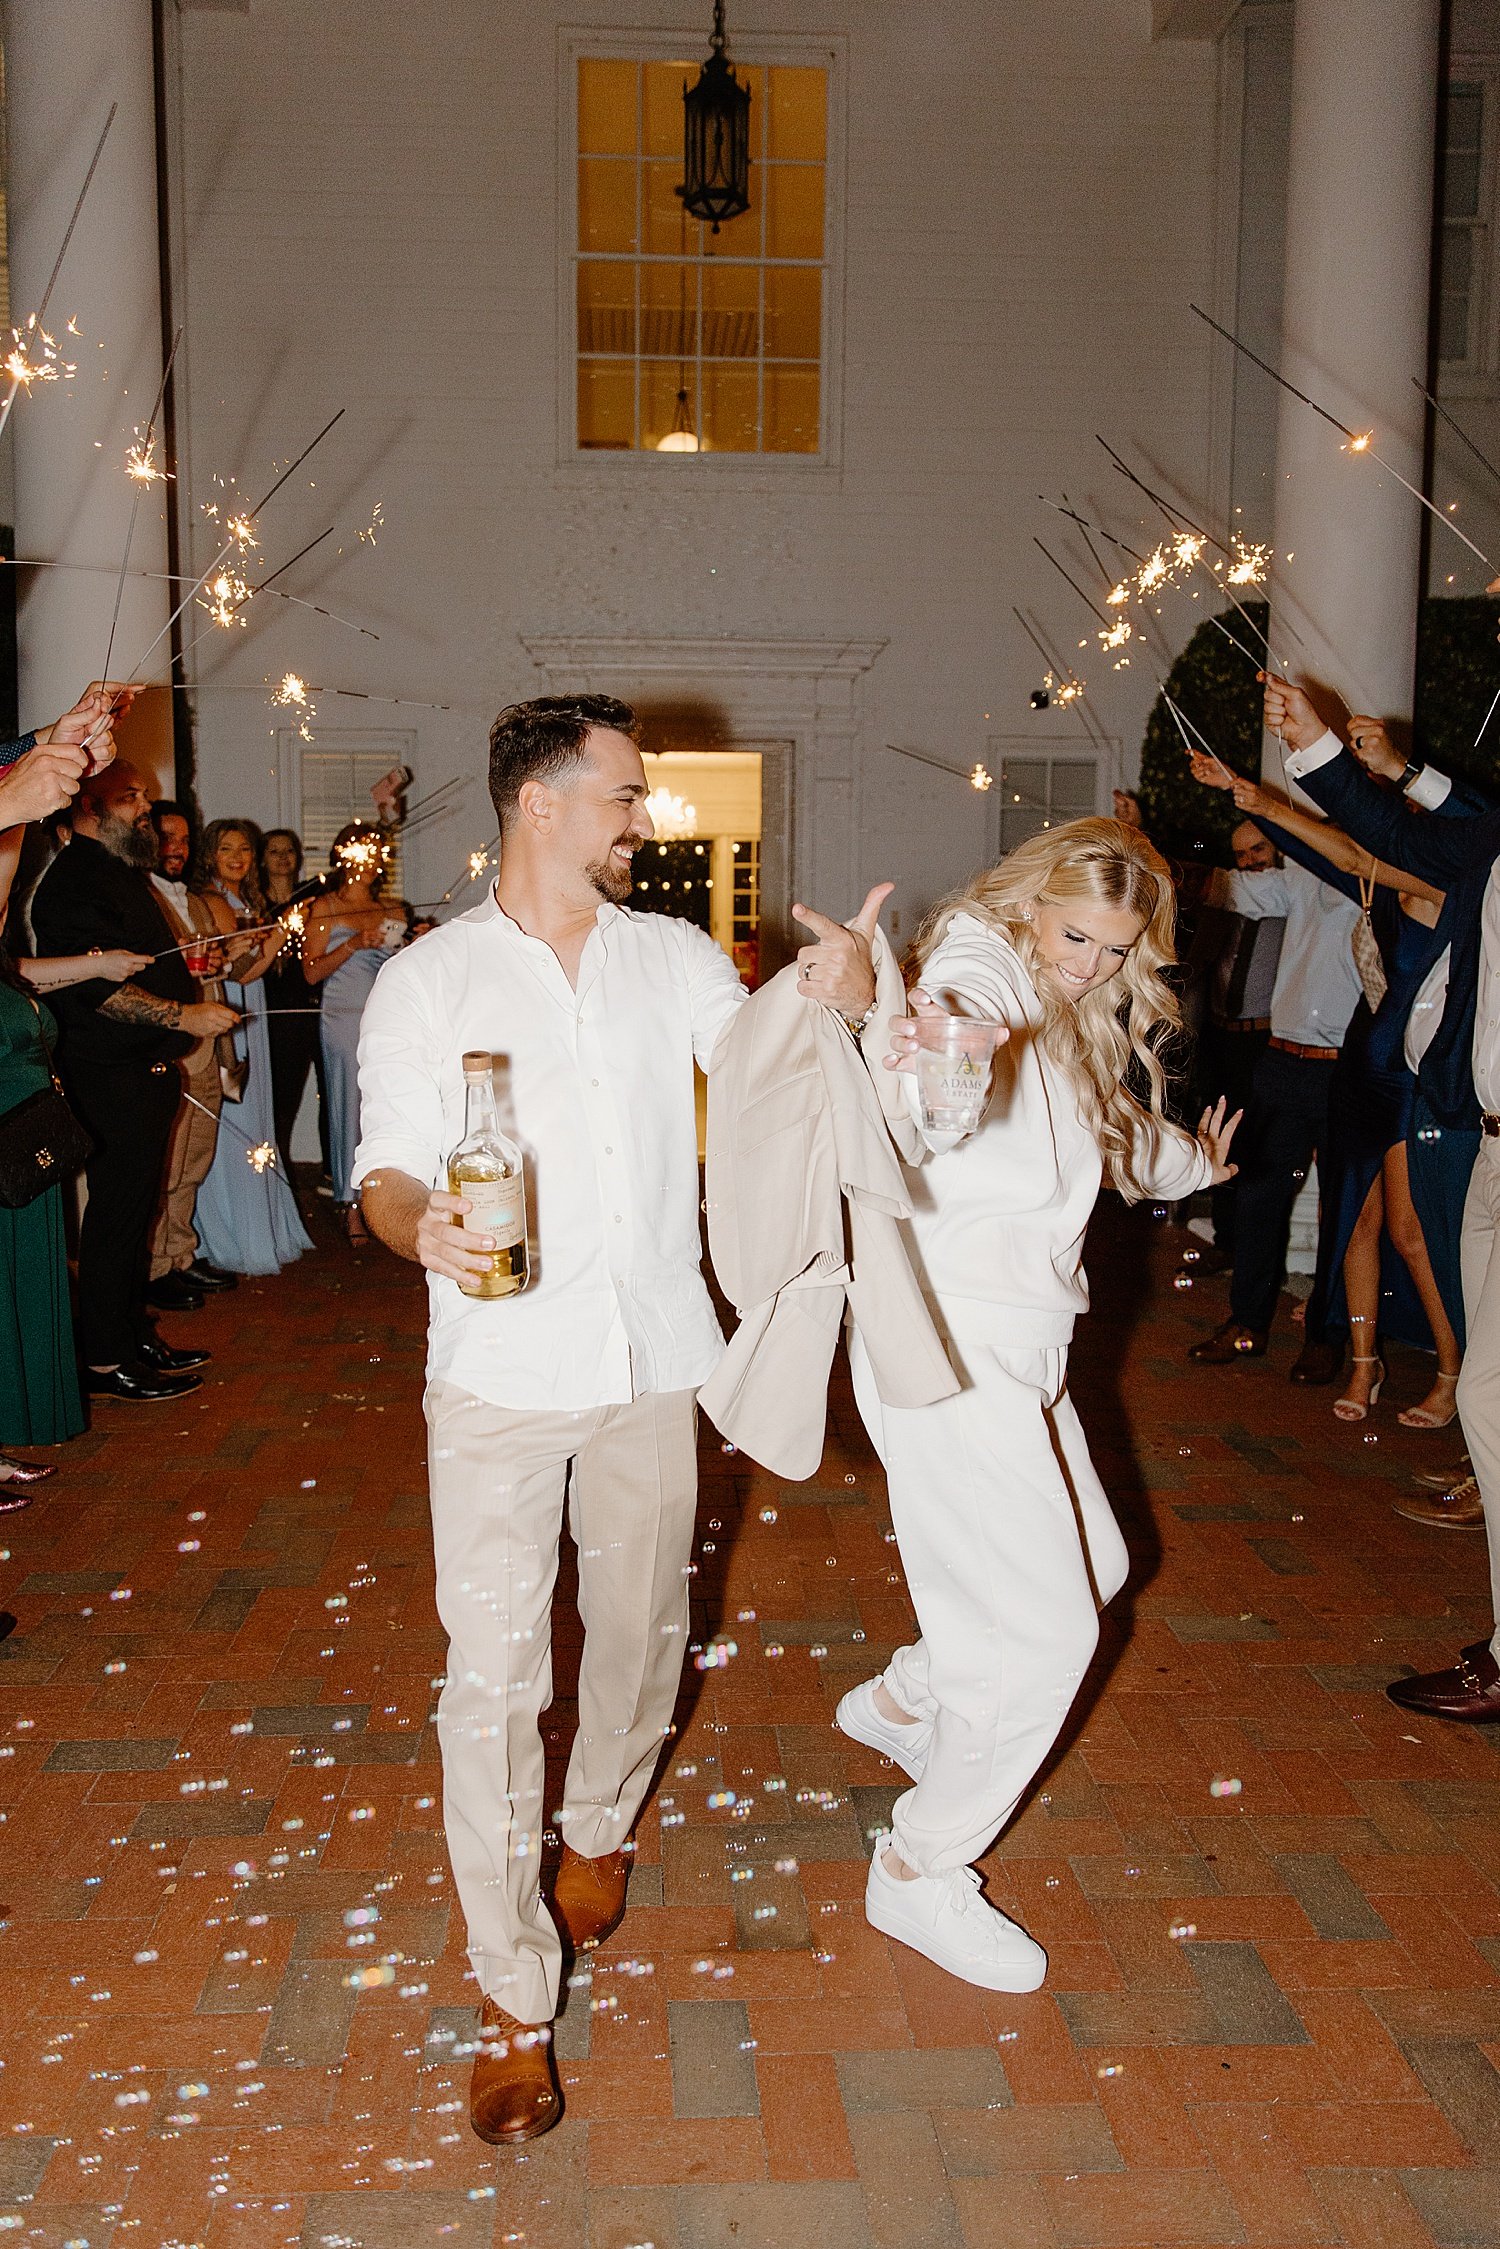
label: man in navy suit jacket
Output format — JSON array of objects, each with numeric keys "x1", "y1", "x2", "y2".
[{"x1": 1267, "y1": 674, "x2": 1500, "y2": 1725}]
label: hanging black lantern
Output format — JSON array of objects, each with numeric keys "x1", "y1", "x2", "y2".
[{"x1": 678, "y1": 0, "x2": 751, "y2": 234}]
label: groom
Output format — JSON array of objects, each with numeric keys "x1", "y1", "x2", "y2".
[{"x1": 356, "y1": 695, "x2": 883, "y2": 2144}]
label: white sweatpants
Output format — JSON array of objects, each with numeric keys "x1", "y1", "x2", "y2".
[{"x1": 849, "y1": 1326, "x2": 1128, "y2": 1876}]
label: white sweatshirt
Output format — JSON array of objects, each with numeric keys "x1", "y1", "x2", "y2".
[{"x1": 897, "y1": 914, "x2": 1213, "y2": 1347}]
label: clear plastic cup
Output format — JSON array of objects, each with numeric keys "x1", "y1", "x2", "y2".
[{"x1": 913, "y1": 1015, "x2": 1004, "y2": 1132}]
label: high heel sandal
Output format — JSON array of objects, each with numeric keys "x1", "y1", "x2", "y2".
[
  {"x1": 1334, "y1": 1356, "x2": 1384, "y2": 1423},
  {"x1": 1398, "y1": 1370, "x2": 1461, "y2": 1432}
]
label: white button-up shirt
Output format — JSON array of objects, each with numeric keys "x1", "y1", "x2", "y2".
[
  {"x1": 1220, "y1": 857, "x2": 1362, "y2": 1048},
  {"x1": 352, "y1": 888, "x2": 746, "y2": 1411}
]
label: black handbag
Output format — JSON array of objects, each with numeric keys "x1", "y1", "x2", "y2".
[{"x1": 0, "y1": 999, "x2": 92, "y2": 1208}]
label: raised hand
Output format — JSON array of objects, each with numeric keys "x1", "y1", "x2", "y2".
[
  {"x1": 0, "y1": 736, "x2": 91, "y2": 824},
  {"x1": 1196, "y1": 1095, "x2": 1242, "y2": 1186},
  {"x1": 791, "y1": 881, "x2": 894, "y2": 1017},
  {"x1": 1345, "y1": 715, "x2": 1405, "y2": 783},
  {"x1": 1258, "y1": 671, "x2": 1326, "y2": 753}
]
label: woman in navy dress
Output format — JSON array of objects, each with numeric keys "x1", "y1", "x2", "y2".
[{"x1": 1192, "y1": 757, "x2": 1461, "y2": 1428}]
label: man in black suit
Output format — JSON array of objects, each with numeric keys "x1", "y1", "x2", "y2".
[
  {"x1": 1265, "y1": 673, "x2": 1500, "y2": 1724},
  {"x1": 29, "y1": 763, "x2": 239, "y2": 1403}
]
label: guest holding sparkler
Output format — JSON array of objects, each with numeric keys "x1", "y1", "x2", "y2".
[
  {"x1": 304, "y1": 824, "x2": 409, "y2": 1246},
  {"x1": 838, "y1": 819, "x2": 1238, "y2": 1990},
  {"x1": 144, "y1": 801, "x2": 237, "y2": 1313},
  {"x1": 29, "y1": 764, "x2": 238, "y2": 1402},
  {"x1": 1186, "y1": 750, "x2": 1463, "y2": 1429},
  {"x1": 259, "y1": 827, "x2": 331, "y2": 1182},
  {"x1": 192, "y1": 820, "x2": 312, "y2": 1276}
]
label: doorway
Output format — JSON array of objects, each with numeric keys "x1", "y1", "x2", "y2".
[{"x1": 637, "y1": 746, "x2": 768, "y2": 986}]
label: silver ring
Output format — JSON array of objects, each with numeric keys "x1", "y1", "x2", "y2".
[{"x1": 801, "y1": 963, "x2": 813, "y2": 980}]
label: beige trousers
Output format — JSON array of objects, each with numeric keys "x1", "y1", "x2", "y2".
[
  {"x1": 424, "y1": 1376, "x2": 698, "y2": 2024},
  {"x1": 1455, "y1": 1136, "x2": 1500, "y2": 1659},
  {"x1": 149, "y1": 1051, "x2": 222, "y2": 1279}
]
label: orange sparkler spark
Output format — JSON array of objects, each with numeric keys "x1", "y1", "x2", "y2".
[
  {"x1": 1224, "y1": 539, "x2": 1270, "y2": 587},
  {"x1": 1105, "y1": 580, "x2": 1131, "y2": 607},
  {"x1": 1348, "y1": 431, "x2": 1373, "y2": 453},
  {"x1": 247, "y1": 1141, "x2": 278, "y2": 1174},
  {"x1": 272, "y1": 670, "x2": 317, "y2": 740},
  {"x1": 467, "y1": 848, "x2": 491, "y2": 879},
  {"x1": 969, "y1": 764, "x2": 993, "y2": 792},
  {"x1": 359, "y1": 501, "x2": 384, "y2": 547},
  {"x1": 125, "y1": 434, "x2": 164, "y2": 484},
  {"x1": 1172, "y1": 531, "x2": 1206, "y2": 572},
  {"x1": 1136, "y1": 547, "x2": 1170, "y2": 596},
  {"x1": 200, "y1": 569, "x2": 252, "y2": 629}
]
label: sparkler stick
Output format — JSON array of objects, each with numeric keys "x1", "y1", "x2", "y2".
[
  {"x1": 1033, "y1": 539, "x2": 1112, "y2": 628},
  {"x1": 101, "y1": 328, "x2": 182, "y2": 682},
  {"x1": 1474, "y1": 682, "x2": 1500, "y2": 753},
  {"x1": 0, "y1": 104, "x2": 117, "y2": 439},
  {"x1": 1190, "y1": 303, "x2": 1497, "y2": 572},
  {"x1": 128, "y1": 407, "x2": 347, "y2": 684},
  {"x1": 178, "y1": 1086, "x2": 279, "y2": 1174},
  {"x1": 1094, "y1": 438, "x2": 1292, "y2": 670},
  {"x1": 1412, "y1": 378, "x2": 1500, "y2": 494},
  {"x1": 170, "y1": 527, "x2": 336, "y2": 671},
  {"x1": 152, "y1": 917, "x2": 285, "y2": 960},
  {"x1": 0, "y1": 555, "x2": 382, "y2": 643},
  {"x1": 1038, "y1": 535, "x2": 1245, "y2": 792}
]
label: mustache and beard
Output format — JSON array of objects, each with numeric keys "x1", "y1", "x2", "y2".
[
  {"x1": 584, "y1": 829, "x2": 641, "y2": 905},
  {"x1": 98, "y1": 807, "x2": 159, "y2": 871}
]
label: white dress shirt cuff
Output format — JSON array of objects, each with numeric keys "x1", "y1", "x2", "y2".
[
  {"x1": 1405, "y1": 765, "x2": 1453, "y2": 810},
  {"x1": 350, "y1": 1136, "x2": 439, "y2": 1194},
  {"x1": 1283, "y1": 728, "x2": 1344, "y2": 780}
]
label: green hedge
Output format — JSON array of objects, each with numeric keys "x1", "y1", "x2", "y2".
[{"x1": 1137, "y1": 595, "x2": 1500, "y2": 864}]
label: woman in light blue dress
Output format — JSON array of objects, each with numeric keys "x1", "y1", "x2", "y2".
[
  {"x1": 303, "y1": 823, "x2": 408, "y2": 1245},
  {"x1": 194, "y1": 821, "x2": 313, "y2": 1276}
]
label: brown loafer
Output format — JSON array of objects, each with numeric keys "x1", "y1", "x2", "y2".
[
  {"x1": 1413, "y1": 1454, "x2": 1471, "y2": 1491},
  {"x1": 1188, "y1": 1320, "x2": 1267, "y2": 1365},
  {"x1": 1392, "y1": 1477, "x2": 1485, "y2": 1530},
  {"x1": 469, "y1": 2000, "x2": 562, "y2": 2145},
  {"x1": 1386, "y1": 1639, "x2": 1500, "y2": 1724},
  {"x1": 552, "y1": 1842, "x2": 631, "y2": 1953}
]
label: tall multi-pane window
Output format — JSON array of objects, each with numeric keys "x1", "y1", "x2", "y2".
[
  {"x1": 1439, "y1": 80, "x2": 1487, "y2": 371},
  {"x1": 575, "y1": 56, "x2": 828, "y2": 454}
]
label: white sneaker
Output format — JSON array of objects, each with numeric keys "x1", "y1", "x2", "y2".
[
  {"x1": 835, "y1": 1676, "x2": 932, "y2": 1781},
  {"x1": 865, "y1": 1834, "x2": 1047, "y2": 1992}
]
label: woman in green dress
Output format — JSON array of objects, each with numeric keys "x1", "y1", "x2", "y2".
[{"x1": 0, "y1": 934, "x2": 150, "y2": 1504}]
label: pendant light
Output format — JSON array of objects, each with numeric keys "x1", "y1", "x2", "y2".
[{"x1": 678, "y1": 0, "x2": 751, "y2": 234}]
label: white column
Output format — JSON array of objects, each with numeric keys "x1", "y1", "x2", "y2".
[
  {"x1": 1266, "y1": 0, "x2": 1442, "y2": 757},
  {"x1": 2, "y1": 0, "x2": 173, "y2": 757}
]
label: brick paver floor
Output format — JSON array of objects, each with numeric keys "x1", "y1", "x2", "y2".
[{"x1": 2, "y1": 1191, "x2": 1499, "y2": 2247}]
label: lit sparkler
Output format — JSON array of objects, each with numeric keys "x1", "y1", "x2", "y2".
[
  {"x1": 1137, "y1": 547, "x2": 1170, "y2": 596},
  {"x1": 1222, "y1": 540, "x2": 1270, "y2": 588},
  {"x1": 969, "y1": 764, "x2": 993, "y2": 792},
  {"x1": 1191, "y1": 303, "x2": 1497, "y2": 573},
  {"x1": 336, "y1": 832, "x2": 388, "y2": 880},
  {"x1": 1106, "y1": 580, "x2": 1131, "y2": 607},
  {"x1": 273, "y1": 670, "x2": 317, "y2": 741},
  {"x1": 200, "y1": 568, "x2": 253, "y2": 629},
  {"x1": 247, "y1": 1141, "x2": 278, "y2": 1174},
  {"x1": 1098, "y1": 617, "x2": 1133, "y2": 660},
  {"x1": 101, "y1": 327, "x2": 182, "y2": 685},
  {"x1": 359, "y1": 501, "x2": 384, "y2": 547},
  {"x1": 467, "y1": 849, "x2": 491, "y2": 879},
  {"x1": 125, "y1": 435, "x2": 165, "y2": 484},
  {"x1": 4, "y1": 322, "x2": 78, "y2": 396}
]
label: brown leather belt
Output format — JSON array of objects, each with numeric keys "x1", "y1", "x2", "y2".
[
  {"x1": 1225, "y1": 1017, "x2": 1271, "y2": 1034},
  {"x1": 1483, "y1": 1114, "x2": 1500, "y2": 1138},
  {"x1": 1269, "y1": 1036, "x2": 1339, "y2": 1063}
]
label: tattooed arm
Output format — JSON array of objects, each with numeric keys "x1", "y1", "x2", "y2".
[{"x1": 98, "y1": 984, "x2": 239, "y2": 1036}]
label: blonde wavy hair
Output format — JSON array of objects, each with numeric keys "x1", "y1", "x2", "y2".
[{"x1": 907, "y1": 817, "x2": 1184, "y2": 1200}]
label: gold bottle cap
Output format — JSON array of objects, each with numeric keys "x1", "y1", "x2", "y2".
[{"x1": 461, "y1": 1051, "x2": 492, "y2": 1077}]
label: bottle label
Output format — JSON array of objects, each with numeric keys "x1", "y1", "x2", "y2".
[{"x1": 458, "y1": 1175, "x2": 524, "y2": 1248}]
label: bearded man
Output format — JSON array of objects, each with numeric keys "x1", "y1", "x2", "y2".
[{"x1": 30, "y1": 764, "x2": 238, "y2": 1402}]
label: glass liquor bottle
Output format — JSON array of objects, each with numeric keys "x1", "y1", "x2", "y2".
[{"x1": 446, "y1": 1050, "x2": 528, "y2": 1299}]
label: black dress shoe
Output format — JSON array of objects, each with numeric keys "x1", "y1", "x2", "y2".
[
  {"x1": 187, "y1": 1261, "x2": 238, "y2": 1293},
  {"x1": 144, "y1": 1273, "x2": 204, "y2": 1313},
  {"x1": 137, "y1": 1339, "x2": 212, "y2": 1374},
  {"x1": 1188, "y1": 1320, "x2": 1267, "y2": 1364},
  {"x1": 85, "y1": 1362, "x2": 203, "y2": 1403},
  {"x1": 1386, "y1": 1640, "x2": 1500, "y2": 1723},
  {"x1": 1290, "y1": 1338, "x2": 1343, "y2": 1385}
]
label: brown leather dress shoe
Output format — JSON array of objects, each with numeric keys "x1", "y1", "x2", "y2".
[
  {"x1": 469, "y1": 1999, "x2": 562, "y2": 2145},
  {"x1": 552, "y1": 1842, "x2": 631, "y2": 1953},
  {"x1": 1386, "y1": 1639, "x2": 1500, "y2": 1723},
  {"x1": 1392, "y1": 1476, "x2": 1485, "y2": 1529},
  {"x1": 1289, "y1": 1338, "x2": 1343, "y2": 1385},
  {"x1": 1414, "y1": 1453, "x2": 1471, "y2": 1491},
  {"x1": 1188, "y1": 1319, "x2": 1268, "y2": 1365}
]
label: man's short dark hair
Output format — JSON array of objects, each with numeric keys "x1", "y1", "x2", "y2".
[
  {"x1": 487, "y1": 694, "x2": 639, "y2": 830},
  {"x1": 152, "y1": 798, "x2": 189, "y2": 828}
]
